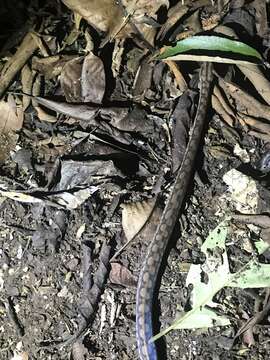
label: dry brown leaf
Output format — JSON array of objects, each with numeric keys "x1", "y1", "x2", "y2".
[
  {"x1": 34, "y1": 97, "x2": 98, "y2": 121},
  {"x1": 62, "y1": 0, "x2": 121, "y2": 33},
  {"x1": 164, "y1": 60, "x2": 187, "y2": 91},
  {"x1": 35, "y1": 106, "x2": 57, "y2": 123},
  {"x1": 110, "y1": 262, "x2": 137, "y2": 287},
  {"x1": 219, "y1": 79, "x2": 270, "y2": 121},
  {"x1": 60, "y1": 53, "x2": 105, "y2": 103},
  {"x1": 32, "y1": 73, "x2": 42, "y2": 108},
  {"x1": 0, "y1": 96, "x2": 23, "y2": 161},
  {"x1": 60, "y1": 57, "x2": 83, "y2": 102},
  {"x1": 212, "y1": 86, "x2": 235, "y2": 127},
  {"x1": 34, "y1": 96, "x2": 129, "y2": 128},
  {"x1": 0, "y1": 96, "x2": 23, "y2": 133},
  {"x1": 157, "y1": 2, "x2": 189, "y2": 40},
  {"x1": 236, "y1": 113, "x2": 270, "y2": 141},
  {"x1": 62, "y1": 0, "x2": 168, "y2": 44},
  {"x1": 215, "y1": 25, "x2": 270, "y2": 106},
  {"x1": 158, "y1": 0, "x2": 211, "y2": 40},
  {"x1": 121, "y1": 197, "x2": 157, "y2": 241},
  {"x1": 64, "y1": 27, "x2": 81, "y2": 47},
  {"x1": 238, "y1": 64, "x2": 270, "y2": 106},
  {"x1": 32, "y1": 55, "x2": 76, "y2": 80},
  {"x1": 81, "y1": 52, "x2": 105, "y2": 103}
]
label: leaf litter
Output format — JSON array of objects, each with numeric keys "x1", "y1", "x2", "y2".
[{"x1": 1, "y1": 1, "x2": 270, "y2": 359}]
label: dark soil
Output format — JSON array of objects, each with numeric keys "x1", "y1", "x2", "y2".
[{"x1": 1, "y1": 1, "x2": 270, "y2": 359}]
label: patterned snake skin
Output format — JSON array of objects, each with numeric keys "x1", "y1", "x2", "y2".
[{"x1": 136, "y1": 62, "x2": 213, "y2": 360}]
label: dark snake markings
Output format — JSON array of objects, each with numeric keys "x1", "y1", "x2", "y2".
[{"x1": 136, "y1": 62, "x2": 213, "y2": 360}]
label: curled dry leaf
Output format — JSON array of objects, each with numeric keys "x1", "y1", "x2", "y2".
[
  {"x1": 60, "y1": 52, "x2": 105, "y2": 103},
  {"x1": 62, "y1": 0, "x2": 122, "y2": 33},
  {"x1": 0, "y1": 96, "x2": 24, "y2": 133},
  {"x1": 0, "y1": 95, "x2": 23, "y2": 161},
  {"x1": 110, "y1": 262, "x2": 137, "y2": 287},
  {"x1": 219, "y1": 78, "x2": 270, "y2": 123},
  {"x1": 121, "y1": 197, "x2": 157, "y2": 241},
  {"x1": 34, "y1": 96, "x2": 129, "y2": 128},
  {"x1": 34, "y1": 96, "x2": 98, "y2": 121},
  {"x1": 212, "y1": 85, "x2": 235, "y2": 127},
  {"x1": 238, "y1": 64, "x2": 270, "y2": 106},
  {"x1": 157, "y1": 2, "x2": 189, "y2": 41},
  {"x1": 121, "y1": 0, "x2": 169, "y2": 44},
  {"x1": 55, "y1": 159, "x2": 124, "y2": 190},
  {"x1": 35, "y1": 106, "x2": 57, "y2": 123},
  {"x1": 62, "y1": 0, "x2": 168, "y2": 43},
  {"x1": 32, "y1": 55, "x2": 76, "y2": 80},
  {"x1": 215, "y1": 25, "x2": 270, "y2": 106}
]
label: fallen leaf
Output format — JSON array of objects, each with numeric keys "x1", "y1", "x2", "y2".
[
  {"x1": 62, "y1": 0, "x2": 122, "y2": 33},
  {"x1": 60, "y1": 52, "x2": 105, "y2": 103},
  {"x1": 157, "y1": 35, "x2": 262, "y2": 63},
  {"x1": 121, "y1": 197, "x2": 157, "y2": 241},
  {"x1": 110, "y1": 262, "x2": 137, "y2": 287},
  {"x1": 222, "y1": 169, "x2": 258, "y2": 213},
  {"x1": 81, "y1": 52, "x2": 105, "y2": 103},
  {"x1": 0, "y1": 97, "x2": 23, "y2": 133},
  {"x1": 62, "y1": 0, "x2": 168, "y2": 44},
  {"x1": 152, "y1": 219, "x2": 270, "y2": 341},
  {"x1": 32, "y1": 55, "x2": 76, "y2": 80}
]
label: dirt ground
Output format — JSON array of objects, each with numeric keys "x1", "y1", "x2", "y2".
[{"x1": 1, "y1": 1, "x2": 270, "y2": 359}]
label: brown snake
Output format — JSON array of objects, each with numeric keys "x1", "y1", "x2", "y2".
[{"x1": 136, "y1": 62, "x2": 213, "y2": 360}]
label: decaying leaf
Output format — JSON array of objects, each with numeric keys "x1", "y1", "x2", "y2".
[
  {"x1": 222, "y1": 169, "x2": 258, "y2": 213},
  {"x1": 62, "y1": 0, "x2": 123, "y2": 33},
  {"x1": 122, "y1": 197, "x2": 157, "y2": 241},
  {"x1": 110, "y1": 262, "x2": 137, "y2": 287},
  {"x1": 55, "y1": 159, "x2": 124, "y2": 190},
  {"x1": 72, "y1": 342, "x2": 88, "y2": 360},
  {"x1": 32, "y1": 55, "x2": 76, "y2": 80},
  {"x1": 62, "y1": 0, "x2": 168, "y2": 44},
  {"x1": 60, "y1": 52, "x2": 105, "y2": 103},
  {"x1": 0, "y1": 96, "x2": 23, "y2": 162},
  {"x1": 0, "y1": 96, "x2": 23, "y2": 133},
  {"x1": 81, "y1": 52, "x2": 105, "y2": 103},
  {"x1": 0, "y1": 187, "x2": 98, "y2": 210}
]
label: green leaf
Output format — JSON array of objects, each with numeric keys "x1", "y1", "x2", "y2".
[
  {"x1": 151, "y1": 218, "x2": 270, "y2": 342},
  {"x1": 152, "y1": 220, "x2": 231, "y2": 341},
  {"x1": 230, "y1": 263, "x2": 270, "y2": 288},
  {"x1": 173, "y1": 308, "x2": 230, "y2": 329},
  {"x1": 255, "y1": 238, "x2": 270, "y2": 254},
  {"x1": 156, "y1": 35, "x2": 262, "y2": 64}
]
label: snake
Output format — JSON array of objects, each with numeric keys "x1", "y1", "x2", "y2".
[{"x1": 136, "y1": 62, "x2": 213, "y2": 360}]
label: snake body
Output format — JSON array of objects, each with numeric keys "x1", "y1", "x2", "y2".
[{"x1": 136, "y1": 62, "x2": 213, "y2": 360}]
